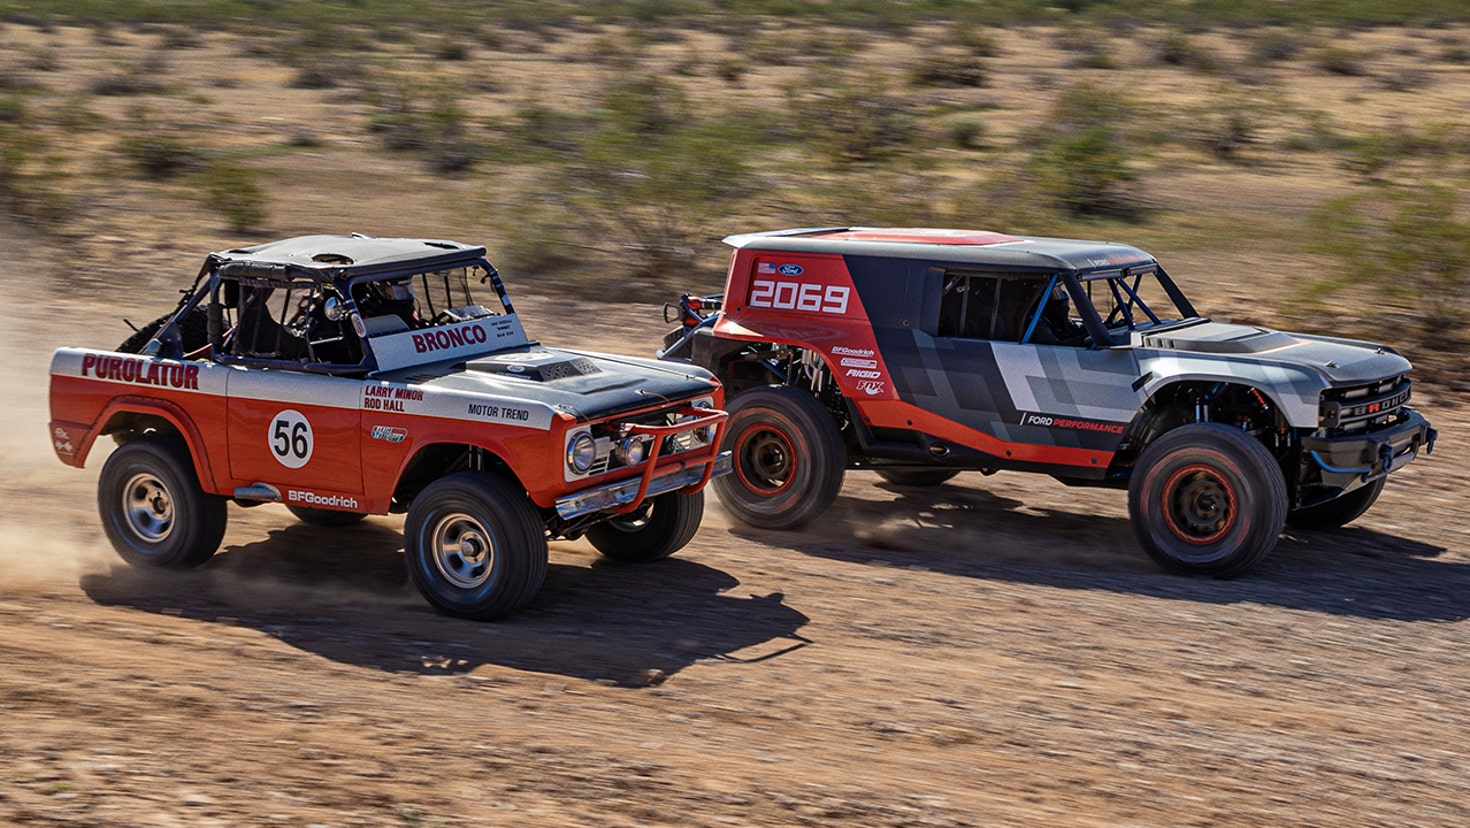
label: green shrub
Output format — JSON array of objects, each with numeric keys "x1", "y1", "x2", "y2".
[
  {"x1": 1442, "y1": 42, "x2": 1470, "y2": 64},
  {"x1": 508, "y1": 104, "x2": 597, "y2": 158},
  {"x1": 1249, "y1": 29, "x2": 1307, "y2": 65},
  {"x1": 1027, "y1": 84, "x2": 1143, "y2": 217},
  {"x1": 786, "y1": 74, "x2": 919, "y2": 163},
  {"x1": 1281, "y1": 111, "x2": 1349, "y2": 153},
  {"x1": 948, "y1": 117, "x2": 987, "y2": 150},
  {"x1": 1175, "y1": 88, "x2": 1264, "y2": 161},
  {"x1": 1154, "y1": 31, "x2": 1219, "y2": 73},
  {"x1": 116, "y1": 131, "x2": 204, "y2": 178},
  {"x1": 0, "y1": 95, "x2": 24, "y2": 123},
  {"x1": 1052, "y1": 25, "x2": 1118, "y2": 70},
  {"x1": 26, "y1": 46, "x2": 61, "y2": 72},
  {"x1": 1308, "y1": 181, "x2": 1470, "y2": 349},
  {"x1": 434, "y1": 39, "x2": 472, "y2": 61},
  {"x1": 1311, "y1": 45, "x2": 1370, "y2": 76},
  {"x1": 509, "y1": 80, "x2": 760, "y2": 290},
  {"x1": 197, "y1": 161, "x2": 268, "y2": 233},
  {"x1": 487, "y1": 196, "x2": 589, "y2": 279},
  {"x1": 365, "y1": 76, "x2": 481, "y2": 171},
  {"x1": 911, "y1": 51, "x2": 988, "y2": 88},
  {"x1": 714, "y1": 57, "x2": 749, "y2": 84},
  {"x1": 952, "y1": 24, "x2": 1002, "y2": 57},
  {"x1": 603, "y1": 76, "x2": 687, "y2": 136},
  {"x1": 0, "y1": 107, "x2": 71, "y2": 227},
  {"x1": 1377, "y1": 67, "x2": 1432, "y2": 92},
  {"x1": 288, "y1": 65, "x2": 340, "y2": 89}
]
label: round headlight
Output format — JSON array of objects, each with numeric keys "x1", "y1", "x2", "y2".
[
  {"x1": 615, "y1": 436, "x2": 648, "y2": 467},
  {"x1": 567, "y1": 433, "x2": 597, "y2": 473}
]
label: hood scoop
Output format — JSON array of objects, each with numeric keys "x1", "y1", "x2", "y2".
[
  {"x1": 1142, "y1": 322, "x2": 1298, "y2": 354},
  {"x1": 465, "y1": 351, "x2": 602, "y2": 382}
]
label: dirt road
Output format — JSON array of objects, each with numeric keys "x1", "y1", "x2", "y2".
[{"x1": 4, "y1": 281, "x2": 1469, "y2": 827}]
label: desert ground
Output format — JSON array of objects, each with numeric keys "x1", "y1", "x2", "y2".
[{"x1": 3, "y1": 16, "x2": 1470, "y2": 828}]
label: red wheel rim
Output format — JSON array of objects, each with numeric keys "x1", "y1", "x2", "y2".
[
  {"x1": 733, "y1": 422, "x2": 799, "y2": 497},
  {"x1": 1160, "y1": 463, "x2": 1237, "y2": 546}
]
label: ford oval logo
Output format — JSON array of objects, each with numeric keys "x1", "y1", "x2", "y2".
[{"x1": 777, "y1": 264, "x2": 804, "y2": 277}]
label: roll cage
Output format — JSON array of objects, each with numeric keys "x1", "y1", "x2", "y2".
[
  {"x1": 932, "y1": 263, "x2": 1201, "y2": 349},
  {"x1": 141, "y1": 249, "x2": 517, "y2": 376}
]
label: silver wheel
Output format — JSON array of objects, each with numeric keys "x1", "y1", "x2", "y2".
[
  {"x1": 403, "y1": 472, "x2": 547, "y2": 620},
  {"x1": 99, "y1": 435, "x2": 227, "y2": 568},
  {"x1": 585, "y1": 491, "x2": 704, "y2": 563},
  {"x1": 601, "y1": 506, "x2": 652, "y2": 535},
  {"x1": 122, "y1": 471, "x2": 175, "y2": 544},
  {"x1": 430, "y1": 512, "x2": 498, "y2": 589}
]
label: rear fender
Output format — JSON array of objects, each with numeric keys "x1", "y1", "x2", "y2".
[
  {"x1": 716, "y1": 249, "x2": 896, "y2": 402},
  {"x1": 68, "y1": 399, "x2": 218, "y2": 490}
]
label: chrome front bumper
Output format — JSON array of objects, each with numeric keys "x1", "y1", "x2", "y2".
[{"x1": 554, "y1": 451, "x2": 732, "y2": 520}]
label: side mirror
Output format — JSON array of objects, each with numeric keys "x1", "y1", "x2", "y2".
[{"x1": 324, "y1": 296, "x2": 346, "y2": 322}]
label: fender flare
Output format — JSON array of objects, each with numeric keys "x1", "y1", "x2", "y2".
[{"x1": 91, "y1": 397, "x2": 219, "y2": 490}]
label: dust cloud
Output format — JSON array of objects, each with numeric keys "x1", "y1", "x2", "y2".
[{"x1": 0, "y1": 290, "x2": 120, "y2": 586}]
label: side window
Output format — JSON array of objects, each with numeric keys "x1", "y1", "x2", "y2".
[
  {"x1": 993, "y1": 278, "x2": 1047, "y2": 342},
  {"x1": 936, "y1": 270, "x2": 1047, "y2": 341},
  {"x1": 231, "y1": 283, "x2": 304, "y2": 360},
  {"x1": 937, "y1": 272, "x2": 998, "y2": 338},
  {"x1": 225, "y1": 279, "x2": 362, "y2": 367}
]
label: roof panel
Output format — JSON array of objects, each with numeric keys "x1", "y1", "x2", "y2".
[
  {"x1": 815, "y1": 228, "x2": 1025, "y2": 246},
  {"x1": 212, "y1": 235, "x2": 486, "y2": 276},
  {"x1": 724, "y1": 227, "x2": 1156, "y2": 273}
]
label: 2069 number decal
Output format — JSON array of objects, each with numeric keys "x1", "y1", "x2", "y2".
[{"x1": 749, "y1": 279, "x2": 850, "y2": 315}]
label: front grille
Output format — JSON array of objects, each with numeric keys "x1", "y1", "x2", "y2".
[
  {"x1": 1320, "y1": 375, "x2": 1411, "y2": 436},
  {"x1": 566, "y1": 398, "x2": 719, "y2": 483},
  {"x1": 616, "y1": 407, "x2": 715, "y2": 459}
]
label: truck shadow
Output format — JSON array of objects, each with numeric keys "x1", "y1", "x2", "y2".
[
  {"x1": 79, "y1": 521, "x2": 809, "y2": 687},
  {"x1": 733, "y1": 481, "x2": 1466, "y2": 623}
]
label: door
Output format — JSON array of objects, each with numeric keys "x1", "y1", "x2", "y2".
[{"x1": 226, "y1": 368, "x2": 364, "y2": 497}]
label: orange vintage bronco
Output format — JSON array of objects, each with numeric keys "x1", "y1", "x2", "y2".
[{"x1": 50, "y1": 234, "x2": 729, "y2": 619}]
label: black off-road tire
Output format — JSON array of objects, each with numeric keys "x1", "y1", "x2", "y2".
[
  {"x1": 98, "y1": 434, "x2": 228, "y2": 568},
  {"x1": 118, "y1": 307, "x2": 210, "y2": 355},
  {"x1": 713, "y1": 385, "x2": 846, "y2": 531},
  {"x1": 404, "y1": 472, "x2": 548, "y2": 620},
  {"x1": 286, "y1": 504, "x2": 368, "y2": 527},
  {"x1": 585, "y1": 491, "x2": 704, "y2": 563},
  {"x1": 876, "y1": 469, "x2": 960, "y2": 487},
  {"x1": 1128, "y1": 423, "x2": 1287, "y2": 578},
  {"x1": 1287, "y1": 478, "x2": 1386, "y2": 530}
]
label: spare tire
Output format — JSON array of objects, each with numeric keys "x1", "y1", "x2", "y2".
[{"x1": 118, "y1": 306, "x2": 210, "y2": 355}]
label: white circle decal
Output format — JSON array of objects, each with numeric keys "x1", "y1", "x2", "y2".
[{"x1": 269, "y1": 409, "x2": 314, "y2": 469}]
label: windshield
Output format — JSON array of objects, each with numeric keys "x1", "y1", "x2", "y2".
[
  {"x1": 1079, "y1": 267, "x2": 1198, "y2": 334},
  {"x1": 353, "y1": 263, "x2": 532, "y2": 373},
  {"x1": 351, "y1": 264, "x2": 507, "y2": 331}
]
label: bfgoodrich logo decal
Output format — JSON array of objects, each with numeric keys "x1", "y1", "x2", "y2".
[{"x1": 288, "y1": 489, "x2": 360, "y2": 509}]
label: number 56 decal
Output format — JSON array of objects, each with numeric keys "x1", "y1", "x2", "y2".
[
  {"x1": 749, "y1": 279, "x2": 850, "y2": 315},
  {"x1": 270, "y1": 409, "x2": 314, "y2": 469}
]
